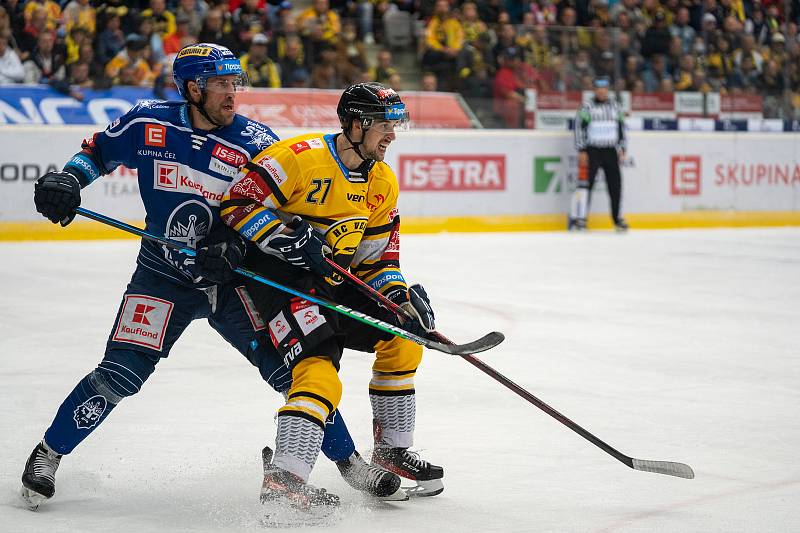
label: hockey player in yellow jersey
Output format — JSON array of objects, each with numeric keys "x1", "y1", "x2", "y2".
[{"x1": 220, "y1": 83, "x2": 443, "y2": 512}]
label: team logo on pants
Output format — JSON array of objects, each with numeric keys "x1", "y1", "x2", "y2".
[{"x1": 73, "y1": 395, "x2": 107, "y2": 429}]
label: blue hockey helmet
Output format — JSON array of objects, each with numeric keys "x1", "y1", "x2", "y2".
[{"x1": 172, "y1": 43, "x2": 248, "y2": 99}]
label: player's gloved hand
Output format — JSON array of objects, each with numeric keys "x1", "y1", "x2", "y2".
[
  {"x1": 387, "y1": 284, "x2": 435, "y2": 337},
  {"x1": 34, "y1": 171, "x2": 81, "y2": 226},
  {"x1": 193, "y1": 226, "x2": 247, "y2": 284},
  {"x1": 267, "y1": 217, "x2": 333, "y2": 277}
]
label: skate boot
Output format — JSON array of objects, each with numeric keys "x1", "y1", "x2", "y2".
[
  {"x1": 568, "y1": 218, "x2": 587, "y2": 232},
  {"x1": 20, "y1": 441, "x2": 62, "y2": 511},
  {"x1": 260, "y1": 446, "x2": 339, "y2": 527},
  {"x1": 614, "y1": 219, "x2": 629, "y2": 233},
  {"x1": 372, "y1": 446, "x2": 444, "y2": 497},
  {"x1": 336, "y1": 450, "x2": 407, "y2": 501}
]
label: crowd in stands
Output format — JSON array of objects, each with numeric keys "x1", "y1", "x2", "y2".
[{"x1": 0, "y1": 0, "x2": 798, "y2": 123}]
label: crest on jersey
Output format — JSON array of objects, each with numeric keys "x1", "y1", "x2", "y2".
[
  {"x1": 73, "y1": 395, "x2": 107, "y2": 429},
  {"x1": 241, "y1": 122, "x2": 278, "y2": 150},
  {"x1": 324, "y1": 217, "x2": 368, "y2": 279},
  {"x1": 163, "y1": 200, "x2": 212, "y2": 275}
]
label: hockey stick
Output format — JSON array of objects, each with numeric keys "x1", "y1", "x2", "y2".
[
  {"x1": 73, "y1": 207, "x2": 501, "y2": 356},
  {"x1": 325, "y1": 258, "x2": 695, "y2": 480}
]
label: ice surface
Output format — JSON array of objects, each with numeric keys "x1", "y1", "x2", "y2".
[{"x1": 1, "y1": 228, "x2": 799, "y2": 532}]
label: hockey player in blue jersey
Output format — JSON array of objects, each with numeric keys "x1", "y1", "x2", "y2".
[{"x1": 21, "y1": 43, "x2": 404, "y2": 511}]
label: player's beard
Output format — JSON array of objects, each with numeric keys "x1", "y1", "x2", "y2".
[{"x1": 207, "y1": 95, "x2": 236, "y2": 126}]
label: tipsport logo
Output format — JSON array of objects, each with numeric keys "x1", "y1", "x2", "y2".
[{"x1": 533, "y1": 156, "x2": 575, "y2": 194}]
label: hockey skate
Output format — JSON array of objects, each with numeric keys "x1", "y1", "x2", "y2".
[
  {"x1": 568, "y1": 217, "x2": 587, "y2": 232},
  {"x1": 336, "y1": 450, "x2": 407, "y2": 501},
  {"x1": 20, "y1": 441, "x2": 62, "y2": 511},
  {"x1": 372, "y1": 447, "x2": 444, "y2": 497},
  {"x1": 614, "y1": 219, "x2": 629, "y2": 233},
  {"x1": 259, "y1": 446, "x2": 340, "y2": 527}
]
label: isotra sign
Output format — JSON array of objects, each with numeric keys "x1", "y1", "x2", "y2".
[{"x1": 398, "y1": 155, "x2": 506, "y2": 191}]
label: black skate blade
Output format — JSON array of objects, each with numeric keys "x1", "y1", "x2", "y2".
[{"x1": 429, "y1": 332, "x2": 504, "y2": 356}]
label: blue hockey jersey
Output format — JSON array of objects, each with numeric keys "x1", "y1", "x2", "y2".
[{"x1": 63, "y1": 100, "x2": 279, "y2": 287}]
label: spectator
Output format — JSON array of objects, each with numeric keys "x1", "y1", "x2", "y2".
[
  {"x1": 105, "y1": 34, "x2": 156, "y2": 86},
  {"x1": 421, "y1": 0, "x2": 464, "y2": 90},
  {"x1": 174, "y1": 0, "x2": 208, "y2": 38},
  {"x1": 729, "y1": 54, "x2": 760, "y2": 92},
  {"x1": 476, "y1": 0, "x2": 503, "y2": 26},
  {"x1": 277, "y1": 34, "x2": 308, "y2": 87},
  {"x1": 67, "y1": 60, "x2": 93, "y2": 89},
  {"x1": 758, "y1": 59, "x2": 785, "y2": 97},
  {"x1": 530, "y1": 0, "x2": 557, "y2": 26},
  {"x1": 233, "y1": 0, "x2": 268, "y2": 47},
  {"x1": 670, "y1": 6, "x2": 696, "y2": 54},
  {"x1": 62, "y1": 0, "x2": 96, "y2": 34},
  {"x1": 370, "y1": 48, "x2": 398, "y2": 86},
  {"x1": 764, "y1": 32, "x2": 787, "y2": 67},
  {"x1": 65, "y1": 25, "x2": 91, "y2": 65},
  {"x1": 690, "y1": 67, "x2": 712, "y2": 92},
  {"x1": 335, "y1": 18, "x2": 368, "y2": 84},
  {"x1": 23, "y1": 30, "x2": 65, "y2": 84},
  {"x1": 296, "y1": 0, "x2": 340, "y2": 46},
  {"x1": 22, "y1": 0, "x2": 60, "y2": 31},
  {"x1": 673, "y1": 53, "x2": 696, "y2": 90},
  {"x1": 19, "y1": 6, "x2": 49, "y2": 57},
  {"x1": 3, "y1": 1, "x2": 25, "y2": 39},
  {"x1": 138, "y1": 15, "x2": 166, "y2": 66},
  {"x1": 460, "y1": 2, "x2": 488, "y2": 44},
  {"x1": 0, "y1": 31, "x2": 25, "y2": 84},
  {"x1": 706, "y1": 34, "x2": 735, "y2": 80},
  {"x1": 198, "y1": 8, "x2": 239, "y2": 53},
  {"x1": 141, "y1": 0, "x2": 177, "y2": 39},
  {"x1": 309, "y1": 47, "x2": 339, "y2": 88},
  {"x1": 641, "y1": 10, "x2": 671, "y2": 58},
  {"x1": 492, "y1": 22, "x2": 518, "y2": 65},
  {"x1": 642, "y1": 53, "x2": 669, "y2": 92},
  {"x1": 240, "y1": 32, "x2": 280, "y2": 87},
  {"x1": 492, "y1": 46, "x2": 525, "y2": 128},
  {"x1": 734, "y1": 34, "x2": 764, "y2": 73},
  {"x1": 565, "y1": 48, "x2": 594, "y2": 90},
  {"x1": 95, "y1": 9, "x2": 126, "y2": 66},
  {"x1": 421, "y1": 71, "x2": 438, "y2": 91},
  {"x1": 163, "y1": 14, "x2": 195, "y2": 56}
]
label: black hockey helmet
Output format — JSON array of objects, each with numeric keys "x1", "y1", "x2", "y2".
[{"x1": 337, "y1": 82, "x2": 409, "y2": 132}]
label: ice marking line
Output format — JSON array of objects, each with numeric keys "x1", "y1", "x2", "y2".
[{"x1": 593, "y1": 476, "x2": 800, "y2": 533}]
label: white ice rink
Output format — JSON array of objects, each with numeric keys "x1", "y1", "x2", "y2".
[{"x1": 1, "y1": 228, "x2": 799, "y2": 532}]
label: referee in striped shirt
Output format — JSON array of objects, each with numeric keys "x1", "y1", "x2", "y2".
[{"x1": 569, "y1": 76, "x2": 628, "y2": 232}]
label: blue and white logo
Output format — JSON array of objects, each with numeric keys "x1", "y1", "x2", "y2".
[
  {"x1": 73, "y1": 395, "x2": 107, "y2": 429},
  {"x1": 163, "y1": 200, "x2": 212, "y2": 274}
]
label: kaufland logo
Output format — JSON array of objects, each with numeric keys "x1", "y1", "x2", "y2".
[
  {"x1": 399, "y1": 155, "x2": 505, "y2": 191},
  {"x1": 153, "y1": 161, "x2": 225, "y2": 203},
  {"x1": 671, "y1": 155, "x2": 701, "y2": 195}
]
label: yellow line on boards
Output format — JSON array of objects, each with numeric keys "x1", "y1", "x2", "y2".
[{"x1": 1, "y1": 211, "x2": 799, "y2": 241}]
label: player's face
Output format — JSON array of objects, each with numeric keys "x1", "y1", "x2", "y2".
[
  {"x1": 202, "y1": 75, "x2": 239, "y2": 125},
  {"x1": 361, "y1": 120, "x2": 399, "y2": 161}
]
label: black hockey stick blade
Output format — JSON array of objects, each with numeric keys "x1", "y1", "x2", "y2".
[
  {"x1": 427, "y1": 331, "x2": 505, "y2": 355},
  {"x1": 631, "y1": 459, "x2": 695, "y2": 479}
]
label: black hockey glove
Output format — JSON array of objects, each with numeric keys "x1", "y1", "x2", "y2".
[
  {"x1": 387, "y1": 284, "x2": 435, "y2": 337},
  {"x1": 34, "y1": 171, "x2": 81, "y2": 226},
  {"x1": 193, "y1": 226, "x2": 247, "y2": 284},
  {"x1": 267, "y1": 217, "x2": 333, "y2": 277}
]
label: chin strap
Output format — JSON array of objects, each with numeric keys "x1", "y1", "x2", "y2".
[
  {"x1": 189, "y1": 90, "x2": 224, "y2": 130},
  {"x1": 342, "y1": 124, "x2": 367, "y2": 161}
]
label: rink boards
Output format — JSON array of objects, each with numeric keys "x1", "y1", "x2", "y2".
[{"x1": 0, "y1": 126, "x2": 798, "y2": 239}]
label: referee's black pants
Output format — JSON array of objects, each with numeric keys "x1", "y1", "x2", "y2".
[{"x1": 586, "y1": 146, "x2": 623, "y2": 223}]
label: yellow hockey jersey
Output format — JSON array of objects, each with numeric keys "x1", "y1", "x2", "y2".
[{"x1": 221, "y1": 132, "x2": 406, "y2": 296}]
